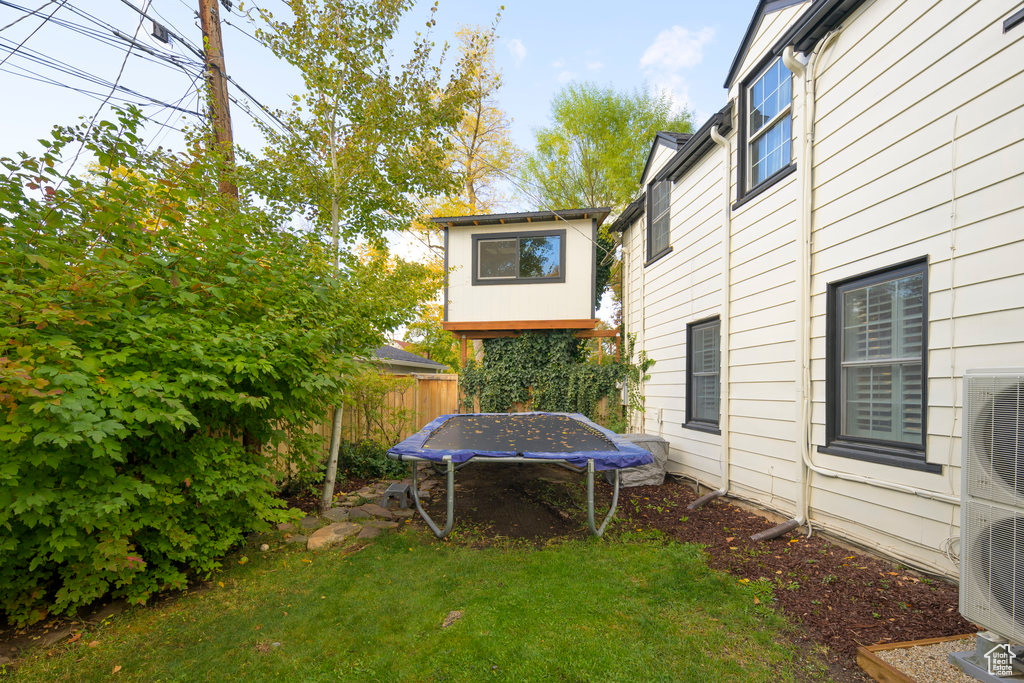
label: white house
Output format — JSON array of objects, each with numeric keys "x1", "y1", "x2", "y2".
[
  {"x1": 434, "y1": 209, "x2": 612, "y2": 362},
  {"x1": 614, "y1": 0, "x2": 1024, "y2": 578}
]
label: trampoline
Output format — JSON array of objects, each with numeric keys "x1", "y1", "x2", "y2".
[{"x1": 387, "y1": 412, "x2": 653, "y2": 538}]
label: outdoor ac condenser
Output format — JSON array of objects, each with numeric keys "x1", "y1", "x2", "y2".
[{"x1": 960, "y1": 369, "x2": 1024, "y2": 645}]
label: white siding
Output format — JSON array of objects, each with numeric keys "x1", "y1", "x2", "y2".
[
  {"x1": 446, "y1": 219, "x2": 594, "y2": 323},
  {"x1": 621, "y1": 0, "x2": 1024, "y2": 578},
  {"x1": 805, "y1": 0, "x2": 1024, "y2": 576}
]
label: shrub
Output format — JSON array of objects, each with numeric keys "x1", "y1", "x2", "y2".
[
  {"x1": 337, "y1": 440, "x2": 406, "y2": 481},
  {"x1": 0, "y1": 109, "x2": 432, "y2": 625}
]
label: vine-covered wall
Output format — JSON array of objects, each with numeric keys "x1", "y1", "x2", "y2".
[{"x1": 458, "y1": 331, "x2": 651, "y2": 431}]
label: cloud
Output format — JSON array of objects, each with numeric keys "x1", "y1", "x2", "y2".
[
  {"x1": 640, "y1": 26, "x2": 713, "y2": 115},
  {"x1": 556, "y1": 70, "x2": 576, "y2": 84},
  {"x1": 506, "y1": 38, "x2": 526, "y2": 66},
  {"x1": 640, "y1": 26, "x2": 714, "y2": 71},
  {"x1": 586, "y1": 61, "x2": 603, "y2": 71},
  {"x1": 551, "y1": 58, "x2": 565, "y2": 68}
]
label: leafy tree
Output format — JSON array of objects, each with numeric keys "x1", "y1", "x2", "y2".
[
  {"x1": 250, "y1": 0, "x2": 477, "y2": 263},
  {"x1": 405, "y1": 23, "x2": 520, "y2": 368},
  {"x1": 0, "y1": 108, "x2": 434, "y2": 626},
  {"x1": 521, "y1": 83, "x2": 693, "y2": 309}
]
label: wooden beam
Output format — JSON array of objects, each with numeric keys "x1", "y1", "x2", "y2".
[
  {"x1": 574, "y1": 329, "x2": 619, "y2": 338},
  {"x1": 460, "y1": 331, "x2": 522, "y2": 339},
  {"x1": 442, "y1": 319, "x2": 598, "y2": 332}
]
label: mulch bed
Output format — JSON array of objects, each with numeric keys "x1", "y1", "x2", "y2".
[{"x1": 613, "y1": 478, "x2": 975, "y2": 672}]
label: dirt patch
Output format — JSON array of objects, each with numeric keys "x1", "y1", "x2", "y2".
[{"x1": 421, "y1": 462, "x2": 602, "y2": 542}]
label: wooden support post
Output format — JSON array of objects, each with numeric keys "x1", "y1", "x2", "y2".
[
  {"x1": 198, "y1": 0, "x2": 237, "y2": 200},
  {"x1": 598, "y1": 337, "x2": 603, "y2": 362},
  {"x1": 460, "y1": 335, "x2": 468, "y2": 366},
  {"x1": 616, "y1": 333, "x2": 621, "y2": 362}
]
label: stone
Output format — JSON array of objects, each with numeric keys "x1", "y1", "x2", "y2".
[
  {"x1": 364, "y1": 520, "x2": 399, "y2": 529},
  {"x1": 348, "y1": 508, "x2": 371, "y2": 520},
  {"x1": 285, "y1": 534, "x2": 308, "y2": 545},
  {"x1": 419, "y1": 479, "x2": 438, "y2": 492},
  {"x1": 322, "y1": 507, "x2": 349, "y2": 522},
  {"x1": 356, "y1": 525, "x2": 381, "y2": 539},
  {"x1": 392, "y1": 509, "x2": 414, "y2": 518},
  {"x1": 300, "y1": 516, "x2": 321, "y2": 530},
  {"x1": 354, "y1": 503, "x2": 395, "y2": 520},
  {"x1": 277, "y1": 522, "x2": 296, "y2": 532},
  {"x1": 355, "y1": 486, "x2": 375, "y2": 498},
  {"x1": 259, "y1": 543, "x2": 270, "y2": 552},
  {"x1": 306, "y1": 522, "x2": 360, "y2": 550}
]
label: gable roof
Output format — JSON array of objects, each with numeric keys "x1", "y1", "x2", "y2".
[
  {"x1": 373, "y1": 345, "x2": 445, "y2": 370},
  {"x1": 724, "y1": 0, "x2": 807, "y2": 89},
  {"x1": 610, "y1": 103, "x2": 734, "y2": 233},
  {"x1": 725, "y1": 0, "x2": 869, "y2": 88},
  {"x1": 431, "y1": 207, "x2": 611, "y2": 229},
  {"x1": 640, "y1": 131, "x2": 693, "y2": 185}
]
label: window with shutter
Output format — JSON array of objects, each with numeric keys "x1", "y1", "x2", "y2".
[
  {"x1": 824, "y1": 259, "x2": 933, "y2": 471},
  {"x1": 647, "y1": 180, "x2": 671, "y2": 262},
  {"x1": 686, "y1": 317, "x2": 720, "y2": 431}
]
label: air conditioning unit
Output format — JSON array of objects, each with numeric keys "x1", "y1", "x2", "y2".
[{"x1": 960, "y1": 369, "x2": 1024, "y2": 644}]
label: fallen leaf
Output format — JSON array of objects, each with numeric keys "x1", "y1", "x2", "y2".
[
  {"x1": 725, "y1": 537, "x2": 735, "y2": 543},
  {"x1": 88, "y1": 640, "x2": 100, "y2": 648},
  {"x1": 738, "y1": 578, "x2": 750, "y2": 584},
  {"x1": 112, "y1": 665, "x2": 122, "y2": 674},
  {"x1": 68, "y1": 632, "x2": 82, "y2": 643},
  {"x1": 217, "y1": 581, "x2": 225, "y2": 588},
  {"x1": 753, "y1": 596, "x2": 761, "y2": 605}
]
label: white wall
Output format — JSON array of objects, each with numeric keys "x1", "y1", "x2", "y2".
[
  {"x1": 446, "y1": 219, "x2": 595, "y2": 323},
  {"x1": 622, "y1": 0, "x2": 1024, "y2": 577}
]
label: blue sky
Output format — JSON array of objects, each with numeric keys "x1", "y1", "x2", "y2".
[{"x1": 0, "y1": 0, "x2": 759, "y2": 164}]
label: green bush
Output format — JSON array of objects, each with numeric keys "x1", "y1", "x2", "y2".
[
  {"x1": 458, "y1": 331, "x2": 652, "y2": 426},
  {"x1": 337, "y1": 440, "x2": 406, "y2": 481},
  {"x1": 0, "y1": 109, "x2": 431, "y2": 626}
]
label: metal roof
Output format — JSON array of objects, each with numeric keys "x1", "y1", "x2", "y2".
[
  {"x1": 431, "y1": 208, "x2": 611, "y2": 229},
  {"x1": 373, "y1": 345, "x2": 445, "y2": 369}
]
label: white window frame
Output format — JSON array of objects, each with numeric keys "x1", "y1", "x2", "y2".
[{"x1": 746, "y1": 57, "x2": 793, "y2": 189}]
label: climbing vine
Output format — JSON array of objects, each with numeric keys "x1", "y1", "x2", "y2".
[{"x1": 458, "y1": 331, "x2": 652, "y2": 429}]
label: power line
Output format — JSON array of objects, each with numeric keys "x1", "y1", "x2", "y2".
[
  {"x1": 0, "y1": 0, "x2": 64, "y2": 68},
  {"x1": 0, "y1": 0, "x2": 55, "y2": 33}
]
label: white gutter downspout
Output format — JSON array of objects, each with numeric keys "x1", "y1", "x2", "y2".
[
  {"x1": 689, "y1": 123, "x2": 733, "y2": 510},
  {"x1": 754, "y1": 36, "x2": 957, "y2": 543},
  {"x1": 751, "y1": 45, "x2": 810, "y2": 540}
]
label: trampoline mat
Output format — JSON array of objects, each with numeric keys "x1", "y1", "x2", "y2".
[{"x1": 421, "y1": 413, "x2": 617, "y2": 453}]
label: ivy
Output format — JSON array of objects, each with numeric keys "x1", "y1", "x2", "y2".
[{"x1": 458, "y1": 331, "x2": 652, "y2": 429}]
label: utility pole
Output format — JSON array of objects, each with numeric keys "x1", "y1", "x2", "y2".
[{"x1": 198, "y1": 0, "x2": 237, "y2": 199}]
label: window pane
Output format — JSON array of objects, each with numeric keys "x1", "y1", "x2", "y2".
[
  {"x1": 749, "y1": 58, "x2": 792, "y2": 137},
  {"x1": 478, "y1": 239, "x2": 517, "y2": 278},
  {"x1": 519, "y1": 236, "x2": 560, "y2": 278},
  {"x1": 837, "y1": 267, "x2": 926, "y2": 447},
  {"x1": 689, "y1": 320, "x2": 720, "y2": 425}
]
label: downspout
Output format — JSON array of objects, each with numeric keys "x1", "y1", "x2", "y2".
[
  {"x1": 754, "y1": 34, "x2": 958, "y2": 543},
  {"x1": 688, "y1": 122, "x2": 733, "y2": 510},
  {"x1": 751, "y1": 45, "x2": 809, "y2": 540}
]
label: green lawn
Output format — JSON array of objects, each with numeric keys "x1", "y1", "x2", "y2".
[{"x1": 11, "y1": 531, "x2": 829, "y2": 682}]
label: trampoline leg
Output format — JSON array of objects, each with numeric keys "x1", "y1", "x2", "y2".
[
  {"x1": 411, "y1": 456, "x2": 454, "y2": 539},
  {"x1": 586, "y1": 461, "x2": 621, "y2": 538}
]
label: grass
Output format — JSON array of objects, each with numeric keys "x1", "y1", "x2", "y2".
[{"x1": 10, "y1": 531, "x2": 829, "y2": 682}]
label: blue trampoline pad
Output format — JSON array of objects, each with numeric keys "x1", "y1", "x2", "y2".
[{"x1": 388, "y1": 412, "x2": 653, "y2": 471}]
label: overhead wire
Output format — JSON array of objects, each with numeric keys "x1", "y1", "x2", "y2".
[
  {"x1": 0, "y1": 0, "x2": 55, "y2": 33},
  {"x1": 0, "y1": 0, "x2": 63, "y2": 68}
]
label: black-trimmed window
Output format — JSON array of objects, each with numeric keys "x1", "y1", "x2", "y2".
[
  {"x1": 823, "y1": 259, "x2": 933, "y2": 471},
  {"x1": 647, "y1": 180, "x2": 671, "y2": 262},
  {"x1": 686, "y1": 317, "x2": 720, "y2": 431},
  {"x1": 471, "y1": 229, "x2": 566, "y2": 285}
]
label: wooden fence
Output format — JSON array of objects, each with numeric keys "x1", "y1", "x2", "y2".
[{"x1": 308, "y1": 373, "x2": 460, "y2": 452}]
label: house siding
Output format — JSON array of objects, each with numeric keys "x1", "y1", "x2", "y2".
[
  {"x1": 446, "y1": 219, "x2": 594, "y2": 322},
  {"x1": 621, "y1": 0, "x2": 1024, "y2": 577}
]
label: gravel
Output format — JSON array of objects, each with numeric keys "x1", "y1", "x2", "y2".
[{"x1": 874, "y1": 637, "x2": 976, "y2": 683}]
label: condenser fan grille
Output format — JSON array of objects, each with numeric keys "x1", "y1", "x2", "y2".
[
  {"x1": 967, "y1": 379, "x2": 1024, "y2": 505},
  {"x1": 973, "y1": 515, "x2": 1024, "y2": 632}
]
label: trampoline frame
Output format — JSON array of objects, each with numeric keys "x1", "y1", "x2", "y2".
[{"x1": 390, "y1": 453, "x2": 622, "y2": 539}]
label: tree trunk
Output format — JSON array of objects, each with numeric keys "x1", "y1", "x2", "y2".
[{"x1": 319, "y1": 404, "x2": 344, "y2": 513}]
